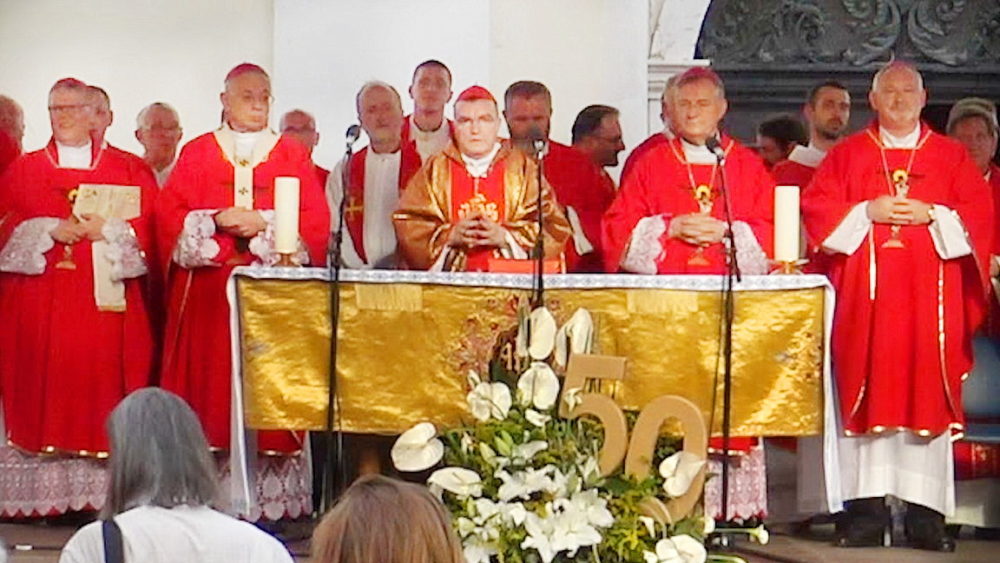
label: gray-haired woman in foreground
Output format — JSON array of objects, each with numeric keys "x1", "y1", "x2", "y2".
[{"x1": 59, "y1": 388, "x2": 293, "y2": 563}]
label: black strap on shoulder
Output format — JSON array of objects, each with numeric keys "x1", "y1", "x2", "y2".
[{"x1": 101, "y1": 519, "x2": 124, "y2": 563}]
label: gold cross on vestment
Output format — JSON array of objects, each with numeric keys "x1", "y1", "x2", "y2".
[{"x1": 345, "y1": 196, "x2": 363, "y2": 219}]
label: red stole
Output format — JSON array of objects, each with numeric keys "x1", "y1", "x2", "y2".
[
  {"x1": 449, "y1": 159, "x2": 506, "y2": 271},
  {"x1": 344, "y1": 142, "x2": 421, "y2": 263}
]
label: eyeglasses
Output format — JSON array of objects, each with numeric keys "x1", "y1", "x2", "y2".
[{"x1": 48, "y1": 104, "x2": 92, "y2": 114}]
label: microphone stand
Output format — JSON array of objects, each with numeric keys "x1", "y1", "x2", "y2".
[
  {"x1": 712, "y1": 137, "x2": 741, "y2": 542},
  {"x1": 532, "y1": 139, "x2": 547, "y2": 309},
  {"x1": 321, "y1": 128, "x2": 359, "y2": 513}
]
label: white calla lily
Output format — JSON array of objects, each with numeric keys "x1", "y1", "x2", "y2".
[
  {"x1": 562, "y1": 386, "x2": 583, "y2": 411},
  {"x1": 467, "y1": 381, "x2": 512, "y2": 422},
  {"x1": 517, "y1": 362, "x2": 560, "y2": 410},
  {"x1": 527, "y1": 307, "x2": 557, "y2": 360},
  {"x1": 428, "y1": 467, "x2": 483, "y2": 499},
  {"x1": 390, "y1": 422, "x2": 444, "y2": 472},
  {"x1": 658, "y1": 451, "x2": 706, "y2": 497},
  {"x1": 643, "y1": 534, "x2": 707, "y2": 563},
  {"x1": 512, "y1": 440, "x2": 548, "y2": 464},
  {"x1": 554, "y1": 308, "x2": 594, "y2": 367}
]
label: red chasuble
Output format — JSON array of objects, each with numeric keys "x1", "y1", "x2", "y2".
[
  {"x1": 315, "y1": 163, "x2": 330, "y2": 188},
  {"x1": 156, "y1": 132, "x2": 329, "y2": 452},
  {"x1": 543, "y1": 142, "x2": 615, "y2": 273},
  {"x1": 343, "y1": 142, "x2": 422, "y2": 263},
  {"x1": 621, "y1": 131, "x2": 670, "y2": 186},
  {"x1": 602, "y1": 135, "x2": 775, "y2": 273},
  {"x1": 0, "y1": 140, "x2": 157, "y2": 455},
  {"x1": 772, "y1": 158, "x2": 816, "y2": 188},
  {"x1": 802, "y1": 123, "x2": 993, "y2": 436},
  {"x1": 986, "y1": 165, "x2": 1000, "y2": 336},
  {"x1": 449, "y1": 158, "x2": 507, "y2": 271}
]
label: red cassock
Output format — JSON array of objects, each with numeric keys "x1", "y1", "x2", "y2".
[
  {"x1": 543, "y1": 142, "x2": 615, "y2": 272},
  {"x1": 602, "y1": 135, "x2": 775, "y2": 273},
  {"x1": 802, "y1": 123, "x2": 993, "y2": 436},
  {"x1": 156, "y1": 132, "x2": 329, "y2": 452},
  {"x1": 343, "y1": 142, "x2": 422, "y2": 264},
  {"x1": 0, "y1": 141, "x2": 157, "y2": 455},
  {"x1": 621, "y1": 131, "x2": 670, "y2": 186}
]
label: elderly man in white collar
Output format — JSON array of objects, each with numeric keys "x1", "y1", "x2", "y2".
[
  {"x1": 600, "y1": 66, "x2": 775, "y2": 525},
  {"x1": 802, "y1": 61, "x2": 993, "y2": 551},
  {"x1": 0, "y1": 77, "x2": 157, "y2": 519},
  {"x1": 393, "y1": 85, "x2": 570, "y2": 271},
  {"x1": 154, "y1": 62, "x2": 329, "y2": 521}
]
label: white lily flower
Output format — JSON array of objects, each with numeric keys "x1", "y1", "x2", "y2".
[
  {"x1": 517, "y1": 362, "x2": 560, "y2": 410},
  {"x1": 554, "y1": 308, "x2": 594, "y2": 368},
  {"x1": 390, "y1": 422, "x2": 444, "y2": 472},
  {"x1": 467, "y1": 380, "x2": 512, "y2": 422},
  {"x1": 495, "y1": 465, "x2": 556, "y2": 501},
  {"x1": 427, "y1": 467, "x2": 483, "y2": 499},
  {"x1": 658, "y1": 451, "x2": 706, "y2": 497},
  {"x1": 521, "y1": 510, "x2": 559, "y2": 563},
  {"x1": 643, "y1": 535, "x2": 707, "y2": 563},
  {"x1": 703, "y1": 515, "x2": 715, "y2": 535},
  {"x1": 579, "y1": 455, "x2": 602, "y2": 486},
  {"x1": 463, "y1": 537, "x2": 498, "y2": 563},
  {"x1": 566, "y1": 489, "x2": 614, "y2": 528},
  {"x1": 525, "y1": 408, "x2": 551, "y2": 427},
  {"x1": 511, "y1": 440, "x2": 548, "y2": 464}
]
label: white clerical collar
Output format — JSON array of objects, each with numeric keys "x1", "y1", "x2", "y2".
[
  {"x1": 788, "y1": 144, "x2": 827, "y2": 168},
  {"x1": 232, "y1": 128, "x2": 265, "y2": 159},
  {"x1": 56, "y1": 140, "x2": 93, "y2": 169},
  {"x1": 680, "y1": 137, "x2": 716, "y2": 165},
  {"x1": 462, "y1": 143, "x2": 502, "y2": 177},
  {"x1": 879, "y1": 125, "x2": 920, "y2": 149}
]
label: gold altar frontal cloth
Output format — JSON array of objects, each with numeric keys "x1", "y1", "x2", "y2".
[{"x1": 235, "y1": 273, "x2": 825, "y2": 437}]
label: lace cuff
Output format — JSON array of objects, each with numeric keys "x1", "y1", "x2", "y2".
[
  {"x1": 732, "y1": 221, "x2": 770, "y2": 275},
  {"x1": 620, "y1": 215, "x2": 667, "y2": 274},
  {"x1": 102, "y1": 218, "x2": 148, "y2": 280},
  {"x1": 248, "y1": 210, "x2": 310, "y2": 267},
  {"x1": 0, "y1": 217, "x2": 60, "y2": 275},
  {"x1": 173, "y1": 209, "x2": 221, "y2": 268}
]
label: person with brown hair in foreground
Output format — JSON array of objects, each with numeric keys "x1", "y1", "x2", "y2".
[{"x1": 311, "y1": 474, "x2": 464, "y2": 563}]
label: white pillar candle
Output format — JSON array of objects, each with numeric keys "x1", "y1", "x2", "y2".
[
  {"x1": 774, "y1": 185, "x2": 800, "y2": 263},
  {"x1": 274, "y1": 176, "x2": 300, "y2": 255}
]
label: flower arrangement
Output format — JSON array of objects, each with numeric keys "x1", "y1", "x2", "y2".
[{"x1": 392, "y1": 307, "x2": 715, "y2": 563}]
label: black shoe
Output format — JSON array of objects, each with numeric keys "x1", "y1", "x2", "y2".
[
  {"x1": 904, "y1": 502, "x2": 955, "y2": 552},
  {"x1": 910, "y1": 534, "x2": 956, "y2": 552},
  {"x1": 833, "y1": 498, "x2": 889, "y2": 548}
]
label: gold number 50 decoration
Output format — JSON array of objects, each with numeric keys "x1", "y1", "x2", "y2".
[{"x1": 560, "y1": 354, "x2": 708, "y2": 524}]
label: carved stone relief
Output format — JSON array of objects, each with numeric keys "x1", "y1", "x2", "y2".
[{"x1": 698, "y1": 0, "x2": 1000, "y2": 67}]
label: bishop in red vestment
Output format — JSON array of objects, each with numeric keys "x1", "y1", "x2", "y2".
[
  {"x1": 157, "y1": 65, "x2": 329, "y2": 459},
  {"x1": 602, "y1": 68, "x2": 774, "y2": 521},
  {"x1": 0, "y1": 78, "x2": 156, "y2": 517},
  {"x1": 802, "y1": 63, "x2": 992, "y2": 550}
]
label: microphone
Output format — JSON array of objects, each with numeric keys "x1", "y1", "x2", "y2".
[
  {"x1": 705, "y1": 135, "x2": 725, "y2": 162},
  {"x1": 528, "y1": 126, "x2": 548, "y2": 158},
  {"x1": 345, "y1": 124, "x2": 361, "y2": 148}
]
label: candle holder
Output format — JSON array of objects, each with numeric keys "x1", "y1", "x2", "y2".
[
  {"x1": 769, "y1": 259, "x2": 808, "y2": 275},
  {"x1": 276, "y1": 252, "x2": 298, "y2": 267}
]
